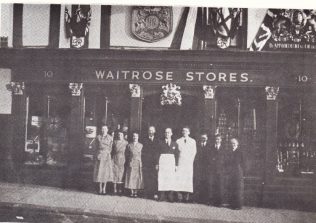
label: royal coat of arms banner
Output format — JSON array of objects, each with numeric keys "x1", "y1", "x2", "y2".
[
  {"x1": 131, "y1": 6, "x2": 173, "y2": 42},
  {"x1": 251, "y1": 9, "x2": 316, "y2": 51}
]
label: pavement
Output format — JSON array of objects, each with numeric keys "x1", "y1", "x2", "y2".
[{"x1": 0, "y1": 182, "x2": 316, "y2": 223}]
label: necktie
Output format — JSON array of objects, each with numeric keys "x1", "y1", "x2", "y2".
[{"x1": 184, "y1": 139, "x2": 187, "y2": 143}]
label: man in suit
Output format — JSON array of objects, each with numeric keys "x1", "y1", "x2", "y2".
[
  {"x1": 193, "y1": 133, "x2": 211, "y2": 204},
  {"x1": 209, "y1": 134, "x2": 226, "y2": 207},
  {"x1": 157, "y1": 128, "x2": 179, "y2": 202},
  {"x1": 175, "y1": 127, "x2": 197, "y2": 202},
  {"x1": 142, "y1": 126, "x2": 160, "y2": 199}
]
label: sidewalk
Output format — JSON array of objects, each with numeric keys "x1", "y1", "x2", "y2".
[{"x1": 0, "y1": 182, "x2": 315, "y2": 223}]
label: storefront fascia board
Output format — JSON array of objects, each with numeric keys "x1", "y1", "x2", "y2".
[{"x1": 1, "y1": 48, "x2": 314, "y2": 87}]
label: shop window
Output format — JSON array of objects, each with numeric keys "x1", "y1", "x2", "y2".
[
  {"x1": 277, "y1": 91, "x2": 315, "y2": 176},
  {"x1": 216, "y1": 87, "x2": 266, "y2": 177},
  {"x1": 83, "y1": 85, "x2": 130, "y2": 168},
  {"x1": 24, "y1": 85, "x2": 70, "y2": 166}
]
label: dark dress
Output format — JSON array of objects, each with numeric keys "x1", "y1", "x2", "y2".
[
  {"x1": 209, "y1": 144, "x2": 227, "y2": 206},
  {"x1": 227, "y1": 148, "x2": 244, "y2": 209},
  {"x1": 142, "y1": 137, "x2": 160, "y2": 197},
  {"x1": 193, "y1": 142, "x2": 211, "y2": 203}
]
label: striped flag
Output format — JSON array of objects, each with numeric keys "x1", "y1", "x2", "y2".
[{"x1": 250, "y1": 9, "x2": 277, "y2": 51}]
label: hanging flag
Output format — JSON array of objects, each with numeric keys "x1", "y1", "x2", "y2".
[
  {"x1": 211, "y1": 8, "x2": 242, "y2": 49},
  {"x1": 65, "y1": 5, "x2": 91, "y2": 48},
  {"x1": 249, "y1": 9, "x2": 276, "y2": 51}
]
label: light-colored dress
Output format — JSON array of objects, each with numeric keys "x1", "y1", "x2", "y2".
[
  {"x1": 125, "y1": 142, "x2": 144, "y2": 190},
  {"x1": 175, "y1": 137, "x2": 197, "y2": 193},
  {"x1": 93, "y1": 134, "x2": 113, "y2": 183},
  {"x1": 112, "y1": 139, "x2": 128, "y2": 183}
]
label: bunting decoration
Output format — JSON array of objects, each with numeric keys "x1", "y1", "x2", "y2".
[{"x1": 65, "y1": 5, "x2": 91, "y2": 48}]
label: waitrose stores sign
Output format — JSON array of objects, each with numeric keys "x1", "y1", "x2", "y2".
[
  {"x1": 16, "y1": 67, "x2": 311, "y2": 86},
  {"x1": 94, "y1": 69, "x2": 251, "y2": 83}
]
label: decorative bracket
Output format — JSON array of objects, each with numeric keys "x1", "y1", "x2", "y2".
[
  {"x1": 69, "y1": 83, "x2": 83, "y2": 96},
  {"x1": 265, "y1": 86, "x2": 279, "y2": 100},
  {"x1": 203, "y1": 85, "x2": 217, "y2": 99},
  {"x1": 6, "y1": 82, "x2": 25, "y2": 95},
  {"x1": 129, "y1": 84, "x2": 141, "y2": 97}
]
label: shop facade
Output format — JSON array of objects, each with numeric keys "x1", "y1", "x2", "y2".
[{"x1": 0, "y1": 48, "x2": 314, "y2": 209}]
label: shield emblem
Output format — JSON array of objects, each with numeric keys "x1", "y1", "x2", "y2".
[{"x1": 132, "y1": 6, "x2": 173, "y2": 42}]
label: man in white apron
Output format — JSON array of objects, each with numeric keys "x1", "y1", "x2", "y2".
[
  {"x1": 175, "y1": 127, "x2": 197, "y2": 202},
  {"x1": 157, "y1": 128, "x2": 179, "y2": 202}
]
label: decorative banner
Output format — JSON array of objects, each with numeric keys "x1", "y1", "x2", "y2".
[
  {"x1": 210, "y1": 8, "x2": 242, "y2": 48},
  {"x1": 131, "y1": 6, "x2": 173, "y2": 42},
  {"x1": 65, "y1": 5, "x2": 91, "y2": 48},
  {"x1": 251, "y1": 9, "x2": 316, "y2": 51}
]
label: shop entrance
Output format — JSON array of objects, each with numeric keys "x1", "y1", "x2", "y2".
[{"x1": 142, "y1": 86, "x2": 203, "y2": 140}]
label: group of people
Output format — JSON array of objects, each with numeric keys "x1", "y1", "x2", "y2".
[{"x1": 93, "y1": 125, "x2": 244, "y2": 210}]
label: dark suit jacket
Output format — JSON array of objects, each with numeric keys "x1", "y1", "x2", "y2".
[
  {"x1": 209, "y1": 144, "x2": 227, "y2": 175},
  {"x1": 194, "y1": 141, "x2": 212, "y2": 181},
  {"x1": 142, "y1": 136, "x2": 160, "y2": 168}
]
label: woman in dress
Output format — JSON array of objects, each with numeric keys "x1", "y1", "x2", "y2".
[
  {"x1": 93, "y1": 125, "x2": 113, "y2": 195},
  {"x1": 227, "y1": 138, "x2": 244, "y2": 210},
  {"x1": 125, "y1": 132, "x2": 144, "y2": 197},
  {"x1": 112, "y1": 130, "x2": 128, "y2": 195}
]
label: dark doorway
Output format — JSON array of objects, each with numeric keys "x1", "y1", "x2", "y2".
[{"x1": 142, "y1": 92, "x2": 202, "y2": 141}]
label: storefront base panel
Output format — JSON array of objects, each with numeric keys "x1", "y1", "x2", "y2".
[{"x1": 262, "y1": 184, "x2": 316, "y2": 211}]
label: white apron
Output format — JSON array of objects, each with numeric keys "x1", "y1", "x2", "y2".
[
  {"x1": 158, "y1": 154, "x2": 176, "y2": 191},
  {"x1": 175, "y1": 137, "x2": 197, "y2": 193}
]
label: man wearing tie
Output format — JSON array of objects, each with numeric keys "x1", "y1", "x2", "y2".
[
  {"x1": 175, "y1": 127, "x2": 197, "y2": 202},
  {"x1": 193, "y1": 133, "x2": 211, "y2": 204},
  {"x1": 209, "y1": 134, "x2": 226, "y2": 207},
  {"x1": 142, "y1": 126, "x2": 160, "y2": 199},
  {"x1": 157, "y1": 128, "x2": 178, "y2": 202}
]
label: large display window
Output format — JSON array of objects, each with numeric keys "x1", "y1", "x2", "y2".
[
  {"x1": 216, "y1": 87, "x2": 266, "y2": 177},
  {"x1": 277, "y1": 88, "x2": 316, "y2": 176},
  {"x1": 24, "y1": 84, "x2": 71, "y2": 167},
  {"x1": 83, "y1": 85, "x2": 130, "y2": 168}
]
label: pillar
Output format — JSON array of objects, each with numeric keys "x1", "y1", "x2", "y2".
[
  {"x1": 129, "y1": 84, "x2": 143, "y2": 135},
  {"x1": 263, "y1": 86, "x2": 280, "y2": 183},
  {"x1": 66, "y1": 82, "x2": 85, "y2": 188},
  {"x1": 202, "y1": 85, "x2": 217, "y2": 136},
  {"x1": 6, "y1": 82, "x2": 27, "y2": 181}
]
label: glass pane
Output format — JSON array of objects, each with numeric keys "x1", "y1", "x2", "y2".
[
  {"x1": 277, "y1": 92, "x2": 315, "y2": 176},
  {"x1": 24, "y1": 85, "x2": 71, "y2": 167}
]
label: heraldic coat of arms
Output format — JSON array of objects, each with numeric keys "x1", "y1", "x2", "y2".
[{"x1": 132, "y1": 6, "x2": 173, "y2": 42}]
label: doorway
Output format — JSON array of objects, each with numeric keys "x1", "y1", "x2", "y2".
[{"x1": 142, "y1": 86, "x2": 203, "y2": 140}]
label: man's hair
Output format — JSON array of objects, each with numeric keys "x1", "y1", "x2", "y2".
[
  {"x1": 214, "y1": 134, "x2": 222, "y2": 139},
  {"x1": 183, "y1": 126, "x2": 190, "y2": 131},
  {"x1": 148, "y1": 126, "x2": 156, "y2": 131}
]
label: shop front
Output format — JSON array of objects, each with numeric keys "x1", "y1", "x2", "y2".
[{"x1": 3, "y1": 48, "x2": 316, "y2": 208}]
